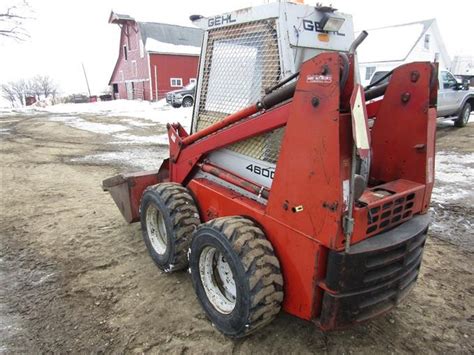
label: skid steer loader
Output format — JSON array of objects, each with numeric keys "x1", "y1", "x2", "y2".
[{"x1": 103, "y1": 2, "x2": 437, "y2": 337}]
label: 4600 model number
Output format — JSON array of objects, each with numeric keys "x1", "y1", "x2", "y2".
[{"x1": 246, "y1": 164, "x2": 275, "y2": 179}]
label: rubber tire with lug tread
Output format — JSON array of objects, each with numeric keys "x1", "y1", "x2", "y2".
[
  {"x1": 171, "y1": 103, "x2": 181, "y2": 108},
  {"x1": 454, "y1": 102, "x2": 471, "y2": 127},
  {"x1": 182, "y1": 97, "x2": 194, "y2": 107},
  {"x1": 140, "y1": 183, "x2": 200, "y2": 272},
  {"x1": 189, "y1": 216, "x2": 284, "y2": 338}
]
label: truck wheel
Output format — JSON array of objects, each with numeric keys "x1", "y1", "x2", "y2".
[
  {"x1": 182, "y1": 97, "x2": 194, "y2": 107},
  {"x1": 171, "y1": 103, "x2": 181, "y2": 108},
  {"x1": 140, "y1": 183, "x2": 200, "y2": 272},
  {"x1": 189, "y1": 216, "x2": 283, "y2": 338},
  {"x1": 454, "y1": 102, "x2": 471, "y2": 127}
]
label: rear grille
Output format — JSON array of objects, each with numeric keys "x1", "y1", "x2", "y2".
[
  {"x1": 318, "y1": 214, "x2": 429, "y2": 330},
  {"x1": 366, "y1": 192, "x2": 416, "y2": 236}
]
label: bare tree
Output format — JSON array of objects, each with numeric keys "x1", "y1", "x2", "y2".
[
  {"x1": 34, "y1": 75, "x2": 57, "y2": 98},
  {"x1": 0, "y1": 0, "x2": 32, "y2": 41},
  {"x1": 10, "y1": 79, "x2": 31, "y2": 106},
  {"x1": 1, "y1": 83, "x2": 17, "y2": 106}
]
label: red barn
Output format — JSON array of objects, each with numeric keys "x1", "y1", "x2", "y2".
[{"x1": 108, "y1": 11, "x2": 202, "y2": 100}]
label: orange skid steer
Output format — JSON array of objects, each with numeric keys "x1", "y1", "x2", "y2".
[{"x1": 103, "y1": 3, "x2": 437, "y2": 337}]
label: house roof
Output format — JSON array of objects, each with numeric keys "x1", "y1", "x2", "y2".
[
  {"x1": 451, "y1": 56, "x2": 474, "y2": 76},
  {"x1": 357, "y1": 19, "x2": 435, "y2": 64}
]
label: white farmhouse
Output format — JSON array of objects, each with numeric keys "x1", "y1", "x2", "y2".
[
  {"x1": 358, "y1": 19, "x2": 451, "y2": 86},
  {"x1": 451, "y1": 56, "x2": 474, "y2": 85}
]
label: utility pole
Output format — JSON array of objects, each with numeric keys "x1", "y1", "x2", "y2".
[{"x1": 81, "y1": 62, "x2": 92, "y2": 97}]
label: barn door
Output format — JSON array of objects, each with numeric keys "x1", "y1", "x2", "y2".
[{"x1": 126, "y1": 82, "x2": 133, "y2": 100}]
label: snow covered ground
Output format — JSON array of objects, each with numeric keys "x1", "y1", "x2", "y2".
[
  {"x1": 0, "y1": 100, "x2": 192, "y2": 170},
  {"x1": 0, "y1": 99, "x2": 193, "y2": 131}
]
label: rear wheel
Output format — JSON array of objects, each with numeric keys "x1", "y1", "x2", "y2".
[
  {"x1": 189, "y1": 216, "x2": 283, "y2": 338},
  {"x1": 140, "y1": 183, "x2": 200, "y2": 272},
  {"x1": 182, "y1": 96, "x2": 194, "y2": 107},
  {"x1": 454, "y1": 102, "x2": 471, "y2": 127}
]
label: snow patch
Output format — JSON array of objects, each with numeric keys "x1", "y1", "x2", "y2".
[
  {"x1": 47, "y1": 115, "x2": 128, "y2": 134},
  {"x1": 432, "y1": 151, "x2": 474, "y2": 203},
  {"x1": 73, "y1": 150, "x2": 166, "y2": 170},
  {"x1": 113, "y1": 133, "x2": 169, "y2": 145},
  {"x1": 145, "y1": 39, "x2": 200, "y2": 55}
]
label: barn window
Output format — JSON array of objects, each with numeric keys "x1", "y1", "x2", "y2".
[
  {"x1": 170, "y1": 78, "x2": 183, "y2": 87},
  {"x1": 424, "y1": 34, "x2": 430, "y2": 50},
  {"x1": 132, "y1": 60, "x2": 138, "y2": 77},
  {"x1": 139, "y1": 39, "x2": 144, "y2": 58},
  {"x1": 189, "y1": 78, "x2": 197, "y2": 85},
  {"x1": 123, "y1": 45, "x2": 128, "y2": 61},
  {"x1": 365, "y1": 66, "x2": 376, "y2": 80}
]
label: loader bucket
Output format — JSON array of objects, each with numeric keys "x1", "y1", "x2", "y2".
[{"x1": 102, "y1": 159, "x2": 169, "y2": 223}]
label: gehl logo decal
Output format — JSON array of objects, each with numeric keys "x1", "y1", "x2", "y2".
[
  {"x1": 208, "y1": 14, "x2": 236, "y2": 27},
  {"x1": 302, "y1": 19, "x2": 345, "y2": 36}
]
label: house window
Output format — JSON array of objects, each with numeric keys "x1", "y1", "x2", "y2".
[
  {"x1": 424, "y1": 34, "x2": 430, "y2": 50},
  {"x1": 189, "y1": 78, "x2": 197, "y2": 84},
  {"x1": 365, "y1": 66, "x2": 376, "y2": 81},
  {"x1": 170, "y1": 78, "x2": 183, "y2": 87},
  {"x1": 123, "y1": 45, "x2": 128, "y2": 61},
  {"x1": 132, "y1": 60, "x2": 138, "y2": 77}
]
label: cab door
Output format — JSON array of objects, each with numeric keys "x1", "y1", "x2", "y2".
[{"x1": 437, "y1": 71, "x2": 460, "y2": 117}]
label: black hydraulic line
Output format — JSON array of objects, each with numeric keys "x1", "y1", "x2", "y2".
[
  {"x1": 364, "y1": 70, "x2": 393, "y2": 91},
  {"x1": 265, "y1": 72, "x2": 299, "y2": 94},
  {"x1": 364, "y1": 82, "x2": 389, "y2": 101},
  {"x1": 339, "y1": 53, "x2": 350, "y2": 89},
  {"x1": 258, "y1": 81, "x2": 297, "y2": 110}
]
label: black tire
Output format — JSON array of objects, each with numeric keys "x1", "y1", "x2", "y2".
[
  {"x1": 189, "y1": 216, "x2": 283, "y2": 338},
  {"x1": 454, "y1": 102, "x2": 471, "y2": 127},
  {"x1": 171, "y1": 103, "x2": 181, "y2": 108},
  {"x1": 182, "y1": 96, "x2": 194, "y2": 107},
  {"x1": 140, "y1": 183, "x2": 200, "y2": 272}
]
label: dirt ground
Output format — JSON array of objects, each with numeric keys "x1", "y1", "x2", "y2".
[{"x1": 1, "y1": 109, "x2": 473, "y2": 354}]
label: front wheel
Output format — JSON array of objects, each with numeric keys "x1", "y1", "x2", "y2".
[
  {"x1": 454, "y1": 102, "x2": 471, "y2": 127},
  {"x1": 189, "y1": 216, "x2": 283, "y2": 338},
  {"x1": 140, "y1": 183, "x2": 200, "y2": 272}
]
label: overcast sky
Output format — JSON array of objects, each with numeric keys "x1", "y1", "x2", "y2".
[{"x1": 1, "y1": 0, "x2": 473, "y2": 96}]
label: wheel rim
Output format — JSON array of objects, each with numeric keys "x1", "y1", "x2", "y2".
[
  {"x1": 463, "y1": 105, "x2": 470, "y2": 124},
  {"x1": 199, "y1": 246, "x2": 236, "y2": 314},
  {"x1": 183, "y1": 99, "x2": 192, "y2": 107},
  {"x1": 146, "y1": 204, "x2": 168, "y2": 255}
]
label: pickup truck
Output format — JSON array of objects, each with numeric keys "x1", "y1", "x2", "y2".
[
  {"x1": 165, "y1": 82, "x2": 196, "y2": 108},
  {"x1": 368, "y1": 69, "x2": 473, "y2": 127}
]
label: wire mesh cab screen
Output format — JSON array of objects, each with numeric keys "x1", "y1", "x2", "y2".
[{"x1": 195, "y1": 19, "x2": 284, "y2": 164}]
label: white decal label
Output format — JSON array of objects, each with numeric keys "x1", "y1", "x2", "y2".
[
  {"x1": 343, "y1": 179, "x2": 350, "y2": 211},
  {"x1": 170, "y1": 133, "x2": 176, "y2": 143},
  {"x1": 306, "y1": 74, "x2": 332, "y2": 84}
]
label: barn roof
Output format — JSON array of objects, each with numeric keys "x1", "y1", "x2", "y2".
[
  {"x1": 357, "y1": 19, "x2": 435, "y2": 64},
  {"x1": 138, "y1": 22, "x2": 203, "y2": 50},
  {"x1": 109, "y1": 11, "x2": 202, "y2": 54}
]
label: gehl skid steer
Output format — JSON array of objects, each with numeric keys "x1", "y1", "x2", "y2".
[{"x1": 103, "y1": 2, "x2": 437, "y2": 337}]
